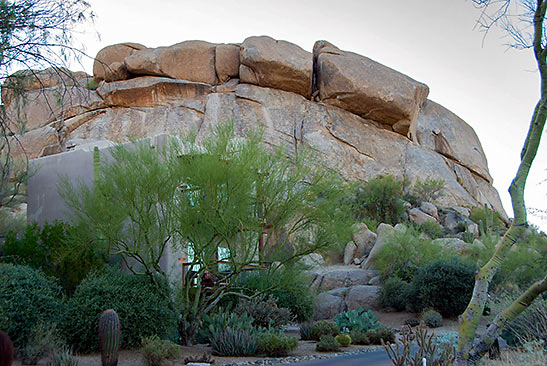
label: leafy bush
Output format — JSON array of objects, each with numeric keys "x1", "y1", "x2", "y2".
[
  {"x1": 378, "y1": 277, "x2": 413, "y2": 311},
  {"x1": 299, "y1": 322, "x2": 313, "y2": 341},
  {"x1": 235, "y1": 269, "x2": 315, "y2": 322},
  {"x1": 195, "y1": 311, "x2": 254, "y2": 345},
  {"x1": 351, "y1": 175, "x2": 406, "y2": 225},
  {"x1": 469, "y1": 205, "x2": 504, "y2": 233},
  {"x1": 349, "y1": 329, "x2": 369, "y2": 345},
  {"x1": 364, "y1": 326, "x2": 395, "y2": 345},
  {"x1": 0, "y1": 264, "x2": 63, "y2": 349},
  {"x1": 333, "y1": 308, "x2": 379, "y2": 333},
  {"x1": 421, "y1": 310, "x2": 443, "y2": 328},
  {"x1": 140, "y1": 335, "x2": 180, "y2": 366},
  {"x1": 19, "y1": 322, "x2": 63, "y2": 365},
  {"x1": 334, "y1": 334, "x2": 351, "y2": 347},
  {"x1": 315, "y1": 335, "x2": 340, "y2": 352},
  {"x1": 412, "y1": 258, "x2": 476, "y2": 317},
  {"x1": 256, "y1": 332, "x2": 298, "y2": 356},
  {"x1": 412, "y1": 178, "x2": 445, "y2": 203},
  {"x1": 374, "y1": 226, "x2": 446, "y2": 282},
  {"x1": 234, "y1": 294, "x2": 293, "y2": 328},
  {"x1": 63, "y1": 267, "x2": 177, "y2": 353},
  {"x1": 210, "y1": 328, "x2": 258, "y2": 356},
  {"x1": 310, "y1": 320, "x2": 339, "y2": 341},
  {"x1": 1, "y1": 221, "x2": 105, "y2": 294}
]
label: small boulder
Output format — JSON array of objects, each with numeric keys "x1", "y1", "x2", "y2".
[
  {"x1": 433, "y1": 237, "x2": 470, "y2": 254},
  {"x1": 420, "y1": 201, "x2": 439, "y2": 219},
  {"x1": 300, "y1": 253, "x2": 325, "y2": 267},
  {"x1": 343, "y1": 241, "x2": 357, "y2": 265},
  {"x1": 345, "y1": 285, "x2": 381, "y2": 311},
  {"x1": 314, "y1": 291, "x2": 345, "y2": 320},
  {"x1": 408, "y1": 207, "x2": 437, "y2": 225},
  {"x1": 352, "y1": 223, "x2": 377, "y2": 258},
  {"x1": 362, "y1": 223, "x2": 396, "y2": 270}
]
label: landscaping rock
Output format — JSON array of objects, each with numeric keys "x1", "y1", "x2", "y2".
[
  {"x1": 314, "y1": 291, "x2": 345, "y2": 320},
  {"x1": 343, "y1": 241, "x2": 357, "y2": 265},
  {"x1": 352, "y1": 223, "x2": 377, "y2": 258},
  {"x1": 453, "y1": 206, "x2": 471, "y2": 217},
  {"x1": 315, "y1": 269, "x2": 379, "y2": 290},
  {"x1": 345, "y1": 285, "x2": 381, "y2": 311},
  {"x1": 362, "y1": 224, "x2": 395, "y2": 270}
]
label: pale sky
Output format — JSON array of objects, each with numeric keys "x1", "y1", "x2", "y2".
[{"x1": 72, "y1": 0, "x2": 547, "y2": 230}]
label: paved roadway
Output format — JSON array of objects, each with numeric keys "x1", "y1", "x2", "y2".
[{"x1": 280, "y1": 350, "x2": 392, "y2": 366}]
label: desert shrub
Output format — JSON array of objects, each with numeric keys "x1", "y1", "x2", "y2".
[
  {"x1": 491, "y1": 292, "x2": 547, "y2": 346},
  {"x1": 333, "y1": 308, "x2": 379, "y2": 333},
  {"x1": 140, "y1": 335, "x2": 180, "y2": 366},
  {"x1": 299, "y1": 322, "x2": 313, "y2": 341},
  {"x1": 362, "y1": 217, "x2": 379, "y2": 233},
  {"x1": 412, "y1": 178, "x2": 445, "y2": 203},
  {"x1": 334, "y1": 334, "x2": 351, "y2": 347},
  {"x1": 0, "y1": 264, "x2": 63, "y2": 349},
  {"x1": 469, "y1": 205, "x2": 505, "y2": 232},
  {"x1": 315, "y1": 335, "x2": 340, "y2": 352},
  {"x1": 375, "y1": 226, "x2": 446, "y2": 281},
  {"x1": 195, "y1": 311, "x2": 254, "y2": 345},
  {"x1": 364, "y1": 326, "x2": 395, "y2": 345},
  {"x1": 349, "y1": 329, "x2": 369, "y2": 345},
  {"x1": 412, "y1": 258, "x2": 476, "y2": 317},
  {"x1": 256, "y1": 331, "x2": 298, "y2": 356},
  {"x1": 19, "y1": 323, "x2": 63, "y2": 365},
  {"x1": 47, "y1": 348, "x2": 78, "y2": 366},
  {"x1": 416, "y1": 221, "x2": 444, "y2": 240},
  {"x1": 63, "y1": 267, "x2": 176, "y2": 353},
  {"x1": 234, "y1": 294, "x2": 293, "y2": 328},
  {"x1": 85, "y1": 79, "x2": 99, "y2": 90},
  {"x1": 210, "y1": 328, "x2": 258, "y2": 356},
  {"x1": 378, "y1": 277, "x2": 413, "y2": 311},
  {"x1": 421, "y1": 310, "x2": 443, "y2": 328},
  {"x1": 310, "y1": 320, "x2": 339, "y2": 341},
  {"x1": 351, "y1": 175, "x2": 406, "y2": 225},
  {"x1": 1, "y1": 221, "x2": 105, "y2": 294},
  {"x1": 235, "y1": 269, "x2": 315, "y2": 322}
]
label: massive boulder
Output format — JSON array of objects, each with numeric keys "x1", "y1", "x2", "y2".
[
  {"x1": 124, "y1": 41, "x2": 218, "y2": 85},
  {"x1": 313, "y1": 40, "x2": 429, "y2": 133},
  {"x1": 239, "y1": 36, "x2": 312, "y2": 98},
  {"x1": 93, "y1": 42, "x2": 146, "y2": 82},
  {"x1": 4, "y1": 36, "x2": 506, "y2": 221}
]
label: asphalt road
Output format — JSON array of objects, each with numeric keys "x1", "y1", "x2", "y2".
[{"x1": 282, "y1": 350, "x2": 392, "y2": 366}]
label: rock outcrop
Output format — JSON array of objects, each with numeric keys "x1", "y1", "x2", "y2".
[{"x1": 4, "y1": 35, "x2": 505, "y2": 215}]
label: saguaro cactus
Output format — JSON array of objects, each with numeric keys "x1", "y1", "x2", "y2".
[
  {"x1": 98, "y1": 309, "x2": 121, "y2": 366},
  {"x1": 0, "y1": 331, "x2": 13, "y2": 366}
]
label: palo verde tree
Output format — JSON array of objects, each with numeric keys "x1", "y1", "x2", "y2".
[
  {"x1": 456, "y1": 1, "x2": 547, "y2": 365},
  {"x1": 0, "y1": 0, "x2": 93, "y2": 234},
  {"x1": 60, "y1": 121, "x2": 354, "y2": 345}
]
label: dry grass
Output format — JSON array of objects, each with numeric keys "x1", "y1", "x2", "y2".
[{"x1": 479, "y1": 344, "x2": 546, "y2": 366}]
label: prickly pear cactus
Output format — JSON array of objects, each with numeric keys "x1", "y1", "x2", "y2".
[{"x1": 98, "y1": 309, "x2": 121, "y2": 366}]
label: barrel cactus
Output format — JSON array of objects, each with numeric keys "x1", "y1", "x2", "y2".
[{"x1": 98, "y1": 309, "x2": 121, "y2": 366}]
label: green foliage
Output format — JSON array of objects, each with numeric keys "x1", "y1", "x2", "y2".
[
  {"x1": 234, "y1": 294, "x2": 293, "y2": 329},
  {"x1": 63, "y1": 267, "x2": 177, "y2": 353},
  {"x1": 256, "y1": 331, "x2": 298, "y2": 356},
  {"x1": 310, "y1": 320, "x2": 339, "y2": 341},
  {"x1": 469, "y1": 204, "x2": 504, "y2": 233},
  {"x1": 412, "y1": 258, "x2": 477, "y2": 317},
  {"x1": 315, "y1": 335, "x2": 340, "y2": 352},
  {"x1": 416, "y1": 221, "x2": 444, "y2": 240},
  {"x1": 299, "y1": 322, "x2": 313, "y2": 341},
  {"x1": 0, "y1": 263, "x2": 63, "y2": 349},
  {"x1": 195, "y1": 311, "x2": 254, "y2": 345},
  {"x1": 375, "y1": 226, "x2": 446, "y2": 282},
  {"x1": 333, "y1": 308, "x2": 379, "y2": 333},
  {"x1": 85, "y1": 79, "x2": 99, "y2": 90},
  {"x1": 18, "y1": 322, "x2": 63, "y2": 365},
  {"x1": 210, "y1": 328, "x2": 258, "y2": 356},
  {"x1": 48, "y1": 349, "x2": 78, "y2": 366},
  {"x1": 412, "y1": 178, "x2": 445, "y2": 203},
  {"x1": 421, "y1": 310, "x2": 443, "y2": 328},
  {"x1": 235, "y1": 268, "x2": 315, "y2": 323},
  {"x1": 378, "y1": 277, "x2": 413, "y2": 311},
  {"x1": 140, "y1": 335, "x2": 180, "y2": 366},
  {"x1": 351, "y1": 175, "x2": 406, "y2": 225},
  {"x1": 334, "y1": 334, "x2": 351, "y2": 347},
  {"x1": 1, "y1": 221, "x2": 105, "y2": 294},
  {"x1": 363, "y1": 326, "x2": 395, "y2": 345}
]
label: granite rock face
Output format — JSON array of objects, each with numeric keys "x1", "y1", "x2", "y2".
[{"x1": 4, "y1": 36, "x2": 505, "y2": 216}]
